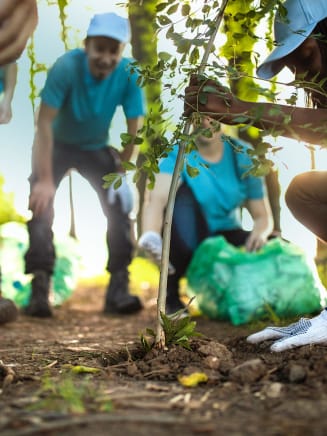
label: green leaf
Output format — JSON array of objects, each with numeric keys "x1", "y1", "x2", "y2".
[
  {"x1": 157, "y1": 15, "x2": 172, "y2": 26},
  {"x1": 122, "y1": 161, "x2": 136, "y2": 171},
  {"x1": 146, "y1": 327, "x2": 156, "y2": 337},
  {"x1": 186, "y1": 165, "x2": 199, "y2": 178},
  {"x1": 113, "y1": 178, "x2": 122, "y2": 190},
  {"x1": 181, "y1": 4, "x2": 191, "y2": 16},
  {"x1": 167, "y1": 3, "x2": 178, "y2": 15},
  {"x1": 156, "y1": 2, "x2": 169, "y2": 12},
  {"x1": 158, "y1": 51, "x2": 172, "y2": 61}
]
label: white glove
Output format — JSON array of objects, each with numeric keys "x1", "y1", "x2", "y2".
[{"x1": 107, "y1": 175, "x2": 133, "y2": 214}]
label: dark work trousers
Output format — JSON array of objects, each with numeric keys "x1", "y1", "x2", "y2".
[
  {"x1": 285, "y1": 170, "x2": 327, "y2": 244},
  {"x1": 167, "y1": 183, "x2": 250, "y2": 295},
  {"x1": 24, "y1": 144, "x2": 133, "y2": 276}
]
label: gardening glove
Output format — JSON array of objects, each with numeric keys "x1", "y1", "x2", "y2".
[
  {"x1": 247, "y1": 309, "x2": 327, "y2": 352},
  {"x1": 107, "y1": 175, "x2": 133, "y2": 214},
  {"x1": 246, "y1": 319, "x2": 309, "y2": 343}
]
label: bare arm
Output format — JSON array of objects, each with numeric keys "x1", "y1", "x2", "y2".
[
  {"x1": 29, "y1": 103, "x2": 58, "y2": 216},
  {"x1": 244, "y1": 197, "x2": 274, "y2": 252},
  {"x1": 0, "y1": 0, "x2": 38, "y2": 65},
  {"x1": 0, "y1": 62, "x2": 17, "y2": 124},
  {"x1": 142, "y1": 173, "x2": 173, "y2": 234},
  {"x1": 184, "y1": 78, "x2": 327, "y2": 147},
  {"x1": 119, "y1": 116, "x2": 143, "y2": 166}
]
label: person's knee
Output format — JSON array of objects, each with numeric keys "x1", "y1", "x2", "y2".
[{"x1": 285, "y1": 173, "x2": 308, "y2": 211}]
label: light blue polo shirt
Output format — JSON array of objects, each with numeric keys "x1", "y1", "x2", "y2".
[
  {"x1": 159, "y1": 137, "x2": 266, "y2": 233},
  {"x1": 40, "y1": 49, "x2": 145, "y2": 150}
]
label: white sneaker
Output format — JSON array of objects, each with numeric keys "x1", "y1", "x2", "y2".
[
  {"x1": 270, "y1": 309, "x2": 327, "y2": 352},
  {"x1": 138, "y1": 231, "x2": 175, "y2": 274}
]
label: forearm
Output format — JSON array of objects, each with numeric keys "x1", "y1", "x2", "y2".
[
  {"x1": 142, "y1": 194, "x2": 165, "y2": 234},
  {"x1": 3, "y1": 62, "x2": 17, "y2": 105},
  {"x1": 251, "y1": 213, "x2": 274, "y2": 238},
  {"x1": 185, "y1": 78, "x2": 327, "y2": 146},
  {"x1": 142, "y1": 173, "x2": 172, "y2": 234},
  {"x1": 32, "y1": 125, "x2": 54, "y2": 183},
  {"x1": 240, "y1": 101, "x2": 327, "y2": 146},
  {"x1": 247, "y1": 197, "x2": 274, "y2": 238}
]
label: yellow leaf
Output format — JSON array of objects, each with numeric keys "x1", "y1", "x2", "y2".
[
  {"x1": 70, "y1": 365, "x2": 101, "y2": 374},
  {"x1": 178, "y1": 372, "x2": 208, "y2": 387}
]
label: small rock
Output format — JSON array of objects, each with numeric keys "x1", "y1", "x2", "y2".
[
  {"x1": 229, "y1": 358, "x2": 266, "y2": 384},
  {"x1": 288, "y1": 364, "x2": 307, "y2": 383},
  {"x1": 198, "y1": 342, "x2": 234, "y2": 372},
  {"x1": 264, "y1": 382, "x2": 284, "y2": 398},
  {"x1": 127, "y1": 362, "x2": 138, "y2": 376},
  {"x1": 203, "y1": 355, "x2": 220, "y2": 370}
]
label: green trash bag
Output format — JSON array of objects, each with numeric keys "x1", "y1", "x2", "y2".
[
  {"x1": 186, "y1": 236, "x2": 327, "y2": 325},
  {"x1": 0, "y1": 222, "x2": 81, "y2": 307}
]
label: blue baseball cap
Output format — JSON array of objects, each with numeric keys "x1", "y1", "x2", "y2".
[
  {"x1": 87, "y1": 12, "x2": 130, "y2": 43},
  {"x1": 257, "y1": 0, "x2": 327, "y2": 79}
]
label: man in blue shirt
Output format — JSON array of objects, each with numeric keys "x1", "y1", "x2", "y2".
[
  {"x1": 24, "y1": 12, "x2": 145, "y2": 317},
  {"x1": 139, "y1": 117, "x2": 273, "y2": 314}
]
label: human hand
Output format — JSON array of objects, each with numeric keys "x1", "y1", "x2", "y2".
[
  {"x1": 184, "y1": 74, "x2": 245, "y2": 124},
  {"x1": 245, "y1": 230, "x2": 267, "y2": 252},
  {"x1": 28, "y1": 180, "x2": 55, "y2": 216},
  {"x1": 247, "y1": 309, "x2": 327, "y2": 352},
  {"x1": 0, "y1": 0, "x2": 38, "y2": 65},
  {"x1": 0, "y1": 101, "x2": 12, "y2": 124},
  {"x1": 107, "y1": 175, "x2": 133, "y2": 214}
]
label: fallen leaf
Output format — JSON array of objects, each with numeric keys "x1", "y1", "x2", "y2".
[{"x1": 178, "y1": 372, "x2": 208, "y2": 387}]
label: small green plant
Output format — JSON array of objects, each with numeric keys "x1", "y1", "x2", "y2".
[
  {"x1": 141, "y1": 303, "x2": 202, "y2": 351},
  {"x1": 29, "y1": 372, "x2": 112, "y2": 415}
]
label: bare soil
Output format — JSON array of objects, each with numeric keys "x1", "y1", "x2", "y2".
[{"x1": 1, "y1": 283, "x2": 327, "y2": 436}]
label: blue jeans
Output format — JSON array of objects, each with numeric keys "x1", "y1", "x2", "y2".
[{"x1": 24, "y1": 144, "x2": 132, "y2": 275}]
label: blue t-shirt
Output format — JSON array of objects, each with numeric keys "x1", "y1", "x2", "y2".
[
  {"x1": 40, "y1": 49, "x2": 145, "y2": 150},
  {"x1": 159, "y1": 137, "x2": 266, "y2": 233}
]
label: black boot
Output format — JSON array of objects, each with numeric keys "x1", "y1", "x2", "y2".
[
  {"x1": 24, "y1": 270, "x2": 52, "y2": 318},
  {"x1": 166, "y1": 274, "x2": 185, "y2": 316},
  {"x1": 104, "y1": 269, "x2": 143, "y2": 315}
]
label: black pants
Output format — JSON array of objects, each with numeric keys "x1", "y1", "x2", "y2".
[
  {"x1": 24, "y1": 145, "x2": 133, "y2": 275},
  {"x1": 167, "y1": 183, "x2": 250, "y2": 290},
  {"x1": 285, "y1": 170, "x2": 327, "y2": 243}
]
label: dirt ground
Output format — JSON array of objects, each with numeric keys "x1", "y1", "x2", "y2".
[{"x1": 1, "y1": 282, "x2": 327, "y2": 436}]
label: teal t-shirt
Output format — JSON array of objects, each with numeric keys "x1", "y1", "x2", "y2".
[
  {"x1": 159, "y1": 137, "x2": 266, "y2": 233},
  {"x1": 40, "y1": 49, "x2": 145, "y2": 150}
]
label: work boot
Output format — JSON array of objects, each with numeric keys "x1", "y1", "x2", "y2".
[
  {"x1": 104, "y1": 269, "x2": 143, "y2": 315},
  {"x1": 24, "y1": 270, "x2": 52, "y2": 318}
]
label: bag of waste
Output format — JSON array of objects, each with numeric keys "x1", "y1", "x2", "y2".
[
  {"x1": 186, "y1": 236, "x2": 327, "y2": 325},
  {"x1": 0, "y1": 222, "x2": 81, "y2": 307}
]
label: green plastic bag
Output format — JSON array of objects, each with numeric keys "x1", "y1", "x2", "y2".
[
  {"x1": 186, "y1": 236, "x2": 327, "y2": 325},
  {"x1": 0, "y1": 222, "x2": 81, "y2": 307}
]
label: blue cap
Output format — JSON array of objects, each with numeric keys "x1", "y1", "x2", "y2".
[
  {"x1": 257, "y1": 0, "x2": 327, "y2": 79},
  {"x1": 87, "y1": 12, "x2": 130, "y2": 43}
]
